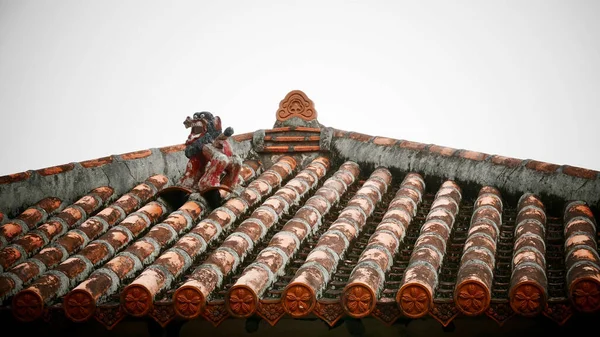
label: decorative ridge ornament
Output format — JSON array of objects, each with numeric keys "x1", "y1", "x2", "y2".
[
  {"x1": 275, "y1": 90, "x2": 320, "y2": 127},
  {"x1": 178, "y1": 111, "x2": 243, "y2": 208}
]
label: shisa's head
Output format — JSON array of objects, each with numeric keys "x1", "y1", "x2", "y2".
[{"x1": 185, "y1": 111, "x2": 222, "y2": 135}]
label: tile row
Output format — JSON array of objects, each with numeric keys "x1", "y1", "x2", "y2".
[
  {"x1": 0, "y1": 197, "x2": 64, "y2": 247},
  {"x1": 0, "y1": 175, "x2": 168, "y2": 303}
]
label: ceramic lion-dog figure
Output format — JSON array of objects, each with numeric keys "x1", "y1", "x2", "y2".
[{"x1": 178, "y1": 111, "x2": 242, "y2": 201}]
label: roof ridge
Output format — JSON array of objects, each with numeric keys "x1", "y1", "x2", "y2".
[{"x1": 332, "y1": 128, "x2": 599, "y2": 181}]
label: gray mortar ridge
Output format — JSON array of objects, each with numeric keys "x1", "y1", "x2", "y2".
[
  {"x1": 332, "y1": 137, "x2": 600, "y2": 209},
  {"x1": 0, "y1": 140, "x2": 254, "y2": 217}
]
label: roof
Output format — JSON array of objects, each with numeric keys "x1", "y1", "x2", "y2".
[{"x1": 0, "y1": 90, "x2": 599, "y2": 333}]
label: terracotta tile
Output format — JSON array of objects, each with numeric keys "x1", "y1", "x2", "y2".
[
  {"x1": 429, "y1": 145, "x2": 458, "y2": 157},
  {"x1": 159, "y1": 144, "x2": 185, "y2": 154},
  {"x1": 564, "y1": 203, "x2": 600, "y2": 314},
  {"x1": 0, "y1": 197, "x2": 63, "y2": 245},
  {"x1": 80, "y1": 156, "x2": 114, "y2": 168},
  {"x1": 517, "y1": 193, "x2": 545, "y2": 211},
  {"x1": 372, "y1": 137, "x2": 398, "y2": 147},
  {"x1": 36, "y1": 197, "x2": 63, "y2": 215},
  {"x1": 457, "y1": 150, "x2": 490, "y2": 162},
  {"x1": 72, "y1": 196, "x2": 100, "y2": 216},
  {"x1": 561, "y1": 165, "x2": 598, "y2": 180},
  {"x1": 266, "y1": 127, "x2": 292, "y2": 133},
  {"x1": 525, "y1": 160, "x2": 560, "y2": 174},
  {"x1": 398, "y1": 140, "x2": 427, "y2": 151},
  {"x1": 232, "y1": 132, "x2": 254, "y2": 142},
  {"x1": 348, "y1": 132, "x2": 373, "y2": 142},
  {"x1": 479, "y1": 186, "x2": 501, "y2": 197},
  {"x1": 509, "y1": 194, "x2": 548, "y2": 317},
  {"x1": 564, "y1": 201, "x2": 595, "y2": 223},
  {"x1": 490, "y1": 155, "x2": 522, "y2": 168},
  {"x1": 243, "y1": 160, "x2": 262, "y2": 175},
  {"x1": 0, "y1": 171, "x2": 31, "y2": 185},
  {"x1": 333, "y1": 129, "x2": 349, "y2": 138},
  {"x1": 454, "y1": 186, "x2": 503, "y2": 317},
  {"x1": 35, "y1": 163, "x2": 75, "y2": 176},
  {"x1": 261, "y1": 145, "x2": 292, "y2": 153},
  {"x1": 291, "y1": 145, "x2": 321, "y2": 152},
  {"x1": 0, "y1": 186, "x2": 114, "y2": 272},
  {"x1": 120, "y1": 149, "x2": 152, "y2": 160},
  {"x1": 264, "y1": 135, "x2": 320, "y2": 142},
  {"x1": 266, "y1": 126, "x2": 321, "y2": 133},
  {"x1": 91, "y1": 186, "x2": 116, "y2": 202}
]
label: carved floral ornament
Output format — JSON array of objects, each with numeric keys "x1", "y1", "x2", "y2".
[
  {"x1": 203, "y1": 301, "x2": 229, "y2": 327},
  {"x1": 572, "y1": 279, "x2": 600, "y2": 312},
  {"x1": 174, "y1": 287, "x2": 205, "y2": 318},
  {"x1": 397, "y1": 284, "x2": 430, "y2": 318},
  {"x1": 343, "y1": 284, "x2": 375, "y2": 318},
  {"x1": 276, "y1": 90, "x2": 317, "y2": 122},
  {"x1": 122, "y1": 285, "x2": 152, "y2": 316},
  {"x1": 12, "y1": 291, "x2": 44, "y2": 322},
  {"x1": 511, "y1": 284, "x2": 544, "y2": 315},
  {"x1": 283, "y1": 284, "x2": 315, "y2": 317},
  {"x1": 227, "y1": 286, "x2": 257, "y2": 317},
  {"x1": 64, "y1": 290, "x2": 96, "y2": 322},
  {"x1": 258, "y1": 300, "x2": 286, "y2": 326},
  {"x1": 456, "y1": 282, "x2": 490, "y2": 316}
]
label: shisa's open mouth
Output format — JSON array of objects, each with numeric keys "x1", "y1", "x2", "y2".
[{"x1": 191, "y1": 119, "x2": 207, "y2": 135}]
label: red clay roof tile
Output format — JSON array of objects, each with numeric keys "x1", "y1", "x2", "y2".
[
  {"x1": 0, "y1": 171, "x2": 31, "y2": 185},
  {"x1": 231, "y1": 132, "x2": 253, "y2": 142},
  {"x1": 36, "y1": 163, "x2": 75, "y2": 176},
  {"x1": 525, "y1": 160, "x2": 560, "y2": 173},
  {"x1": 490, "y1": 155, "x2": 523, "y2": 168},
  {"x1": 159, "y1": 144, "x2": 186, "y2": 154},
  {"x1": 454, "y1": 186, "x2": 502, "y2": 316},
  {"x1": 562, "y1": 165, "x2": 598, "y2": 180},
  {"x1": 372, "y1": 136, "x2": 398, "y2": 146},
  {"x1": 0, "y1": 188, "x2": 115, "y2": 273},
  {"x1": 0, "y1": 197, "x2": 63, "y2": 248},
  {"x1": 120, "y1": 149, "x2": 152, "y2": 161},
  {"x1": 428, "y1": 145, "x2": 458, "y2": 157},
  {"x1": 79, "y1": 156, "x2": 114, "y2": 168},
  {"x1": 457, "y1": 150, "x2": 490, "y2": 162},
  {"x1": 509, "y1": 194, "x2": 548, "y2": 317},
  {"x1": 563, "y1": 201, "x2": 600, "y2": 313},
  {"x1": 398, "y1": 140, "x2": 428, "y2": 151}
]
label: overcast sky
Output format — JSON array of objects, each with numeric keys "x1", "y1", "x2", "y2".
[{"x1": 1, "y1": 1, "x2": 599, "y2": 176}]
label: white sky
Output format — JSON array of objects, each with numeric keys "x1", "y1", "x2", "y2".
[{"x1": 1, "y1": 1, "x2": 599, "y2": 176}]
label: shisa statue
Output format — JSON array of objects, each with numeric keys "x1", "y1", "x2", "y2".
[{"x1": 178, "y1": 111, "x2": 242, "y2": 207}]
